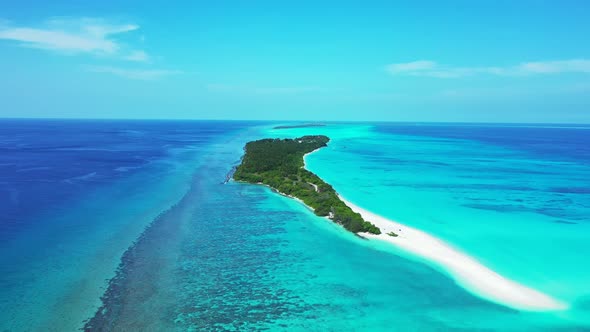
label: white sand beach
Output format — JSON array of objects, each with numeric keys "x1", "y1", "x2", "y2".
[
  {"x1": 303, "y1": 149, "x2": 567, "y2": 311},
  {"x1": 341, "y1": 196, "x2": 568, "y2": 312}
]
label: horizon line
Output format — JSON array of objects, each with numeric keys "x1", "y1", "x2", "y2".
[{"x1": 1, "y1": 117, "x2": 590, "y2": 126}]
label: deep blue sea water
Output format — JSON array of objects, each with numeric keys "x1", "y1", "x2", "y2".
[
  {"x1": 1, "y1": 120, "x2": 589, "y2": 331},
  {"x1": 0, "y1": 120, "x2": 255, "y2": 331},
  {"x1": 1, "y1": 120, "x2": 242, "y2": 237}
]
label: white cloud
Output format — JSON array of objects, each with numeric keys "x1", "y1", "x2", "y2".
[
  {"x1": 0, "y1": 18, "x2": 147, "y2": 60},
  {"x1": 206, "y1": 84, "x2": 321, "y2": 95},
  {"x1": 518, "y1": 59, "x2": 590, "y2": 74},
  {"x1": 86, "y1": 66, "x2": 182, "y2": 80},
  {"x1": 386, "y1": 60, "x2": 436, "y2": 73},
  {"x1": 123, "y1": 50, "x2": 150, "y2": 62},
  {"x1": 386, "y1": 59, "x2": 590, "y2": 78}
]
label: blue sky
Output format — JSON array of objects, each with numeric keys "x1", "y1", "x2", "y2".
[{"x1": 1, "y1": 1, "x2": 589, "y2": 122}]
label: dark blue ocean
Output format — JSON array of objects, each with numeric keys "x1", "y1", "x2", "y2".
[
  {"x1": 1, "y1": 120, "x2": 589, "y2": 331},
  {"x1": 0, "y1": 120, "x2": 253, "y2": 331},
  {"x1": 1, "y1": 120, "x2": 245, "y2": 236}
]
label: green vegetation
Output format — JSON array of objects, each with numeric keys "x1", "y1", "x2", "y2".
[
  {"x1": 234, "y1": 135, "x2": 381, "y2": 235},
  {"x1": 387, "y1": 231, "x2": 398, "y2": 237}
]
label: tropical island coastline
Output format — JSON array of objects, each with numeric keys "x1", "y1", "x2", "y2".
[
  {"x1": 233, "y1": 135, "x2": 382, "y2": 235},
  {"x1": 234, "y1": 134, "x2": 568, "y2": 312}
]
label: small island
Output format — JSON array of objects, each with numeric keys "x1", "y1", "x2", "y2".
[
  {"x1": 273, "y1": 123, "x2": 326, "y2": 129},
  {"x1": 233, "y1": 135, "x2": 381, "y2": 235}
]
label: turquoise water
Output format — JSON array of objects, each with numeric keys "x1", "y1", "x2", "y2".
[
  {"x1": 268, "y1": 123, "x2": 590, "y2": 328},
  {"x1": 2, "y1": 121, "x2": 589, "y2": 330}
]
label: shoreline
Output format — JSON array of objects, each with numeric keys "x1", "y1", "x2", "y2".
[
  {"x1": 303, "y1": 148, "x2": 567, "y2": 311},
  {"x1": 283, "y1": 144, "x2": 565, "y2": 311},
  {"x1": 340, "y1": 196, "x2": 568, "y2": 312}
]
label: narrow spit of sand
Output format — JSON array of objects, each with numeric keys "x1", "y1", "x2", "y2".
[
  {"x1": 301, "y1": 148, "x2": 566, "y2": 311},
  {"x1": 341, "y1": 196, "x2": 567, "y2": 312}
]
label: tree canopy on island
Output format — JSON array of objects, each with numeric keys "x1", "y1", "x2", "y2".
[{"x1": 234, "y1": 135, "x2": 381, "y2": 235}]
